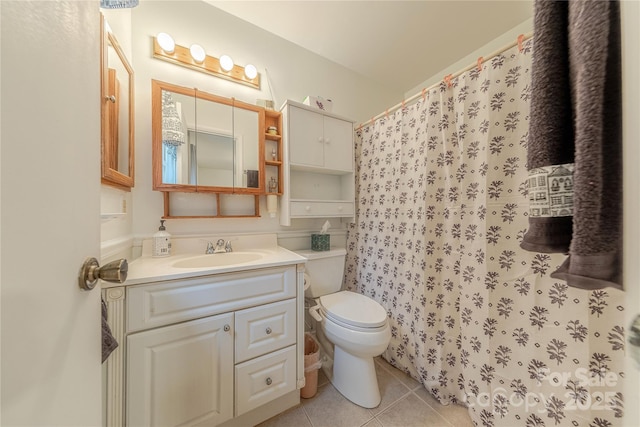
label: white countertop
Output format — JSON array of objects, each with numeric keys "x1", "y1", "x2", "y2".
[{"x1": 102, "y1": 234, "x2": 307, "y2": 287}]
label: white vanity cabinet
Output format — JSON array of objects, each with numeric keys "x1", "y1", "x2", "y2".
[
  {"x1": 280, "y1": 101, "x2": 355, "y2": 225},
  {"x1": 103, "y1": 262, "x2": 305, "y2": 427}
]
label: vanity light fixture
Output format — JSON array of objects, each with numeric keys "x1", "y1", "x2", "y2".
[
  {"x1": 156, "y1": 32, "x2": 175, "y2": 54},
  {"x1": 244, "y1": 64, "x2": 258, "y2": 80},
  {"x1": 219, "y1": 55, "x2": 234, "y2": 72},
  {"x1": 152, "y1": 35, "x2": 260, "y2": 89},
  {"x1": 101, "y1": 0, "x2": 139, "y2": 8},
  {"x1": 189, "y1": 44, "x2": 206, "y2": 63}
]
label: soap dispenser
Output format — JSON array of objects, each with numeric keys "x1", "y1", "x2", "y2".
[{"x1": 152, "y1": 220, "x2": 171, "y2": 257}]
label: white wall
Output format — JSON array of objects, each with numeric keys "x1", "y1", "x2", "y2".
[
  {"x1": 128, "y1": 1, "x2": 400, "y2": 245},
  {"x1": 405, "y1": 18, "x2": 534, "y2": 99}
]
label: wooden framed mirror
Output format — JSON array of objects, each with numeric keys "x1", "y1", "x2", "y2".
[
  {"x1": 151, "y1": 80, "x2": 265, "y2": 194},
  {"x1": 101, "y1": 15, "x2": 135, "y2": 190}
]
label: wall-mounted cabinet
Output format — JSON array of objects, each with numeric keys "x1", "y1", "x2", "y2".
[
  {"x1": 280, "y1": 101, "x2": 355, "y2": 226},
  {"x1": 151, "y1": 80, "x2": 283, "y2": 218}
]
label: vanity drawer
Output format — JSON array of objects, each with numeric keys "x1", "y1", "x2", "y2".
[
  {"x1": 235, "y1": 345, "x2": 297, "y2": 417},
  {"x1": 290, "y1": 201, "x2": 354, "y2": 217},
  {"x1": 235, "y1": 299, "x2": 297, "y2": 363},
  {"x1": 127, "y1": 266, "x2": 296, "y2": 333}
]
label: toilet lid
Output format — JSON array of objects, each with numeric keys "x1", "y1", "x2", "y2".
[{"x1": 319, "y1": 291, "x2": 387, "y2": 328}]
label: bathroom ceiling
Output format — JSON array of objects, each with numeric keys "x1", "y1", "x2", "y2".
[{"x1": 205, "y1": 1, "x2": 533, "y2": 93}]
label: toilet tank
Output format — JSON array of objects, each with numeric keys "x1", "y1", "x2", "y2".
[{"x1": 294, "y1": 248, "x2": 347, "y2": 298}]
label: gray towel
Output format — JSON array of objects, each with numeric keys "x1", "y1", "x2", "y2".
[
  {"x1": 522, "y1": 0, "x2": 622, "y2": 290},
  {"x1": 102, "y1": 298, "x2": 118, "y2": 363},
  {"x1": 521, "y1": 0, "x2": 574, "y2": 253}
]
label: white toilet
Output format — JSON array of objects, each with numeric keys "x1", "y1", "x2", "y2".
[{"x1": 296, "y1": 248, "x2": 391, "y2": 408}]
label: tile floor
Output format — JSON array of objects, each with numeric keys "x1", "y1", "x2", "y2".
[{"x1": 258, "y1": 357, "x2": 474, "y2": 427}]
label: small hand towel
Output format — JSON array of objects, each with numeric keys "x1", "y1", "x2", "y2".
[{"x1": 102, "y1": 298, "x2": 118, "y2": 363}]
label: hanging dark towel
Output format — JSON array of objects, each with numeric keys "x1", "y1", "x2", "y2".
[
  {"x1": 102, "y1": 298, "x2": 118, "y2": 363},
  {"x1": 522, "y1": 0, "x2": 622, "y2": 290}
]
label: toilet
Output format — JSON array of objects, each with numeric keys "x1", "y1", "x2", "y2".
[{"x1": 295, "y1": 248, "x2": 391, "y2": 408}]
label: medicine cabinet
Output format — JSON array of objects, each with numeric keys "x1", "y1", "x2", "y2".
[
  {"x1": 152, "y1": 80, "x2": 283, "y2": 218},
  {"x1": 101, "y1": 15, "x2": 135, "y2": 190}
]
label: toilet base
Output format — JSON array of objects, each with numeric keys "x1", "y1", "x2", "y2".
[{"x1": 331, "y1": 346, "x2": 381, "y2": 408}]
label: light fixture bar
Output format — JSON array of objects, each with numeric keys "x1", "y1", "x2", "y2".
[{"x1": 152, "y1": 37, "x2": 260, "y2": 89}]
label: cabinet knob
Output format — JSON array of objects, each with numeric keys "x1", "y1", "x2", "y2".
[
  {"x1": 317, "y1": 137, "x2": 323, "y2": 143},
  {"x1": 324, "y1": 138, "x2": 330, "y2": 144},
  {"x1": 223, "y1": 324, "x2": 230, "y2": 332},
  {"x1": 338, "y1": 206, "x2": 343, "y2": 211},
  {"x1": 305, "y1": 205, "x2": 311, "y2": 211},
  {"x1": 266, "y1": 327, "x2": 272, "y2": 335},
  {"x1": 266, "y1": 377, "x2": 272, "y2": 386}
]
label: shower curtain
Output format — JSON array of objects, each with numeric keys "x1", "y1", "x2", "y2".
[{"x1": 344, "y1": 40, "x2": 625, "y2": 427}]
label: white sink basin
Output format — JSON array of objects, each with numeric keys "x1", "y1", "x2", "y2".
[{"x1": 172, "y1": 252, "x2": 264, "y2": 269}]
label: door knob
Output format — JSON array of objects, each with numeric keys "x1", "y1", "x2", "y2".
[{"x1": 78, "y1": 257, "x2": 128, "y2": 290}]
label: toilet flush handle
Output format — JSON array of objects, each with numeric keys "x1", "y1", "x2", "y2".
[{"x1": 308, "y1": 305, "x2": 323, "y2": 322}]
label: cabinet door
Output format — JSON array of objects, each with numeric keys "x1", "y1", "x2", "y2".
[
  {"x1": 127, "y1": 313, "x2": 234, "y2": 427},
  {"x1": 289, "y1": 106, "x2": 324, "y2": 168},
  {"x1": 323, "y1": 115, "x2": 354, "y2": 171}
]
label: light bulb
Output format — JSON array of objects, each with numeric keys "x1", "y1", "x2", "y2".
[
  {"x1": 156, "y1": 32, "x2": 175, "y2": 53},
  {"x1": 220, "y1": 55, "x2": 234, "y2": 72},
  {"x1": 244, "y1": 64, "x2": 257, "y2": 79},
  {"x1": 190, "y1": 44, "x2": 206, "y2": 63}
]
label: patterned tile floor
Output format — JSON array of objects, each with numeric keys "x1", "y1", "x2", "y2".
[{"x1": 258, "y1": 357, "x2": 474, "y2": 427}]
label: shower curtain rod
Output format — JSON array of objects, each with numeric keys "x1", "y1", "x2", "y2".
[{"x1": 358, "y1": 32, "x2": 534, "y2": 130}]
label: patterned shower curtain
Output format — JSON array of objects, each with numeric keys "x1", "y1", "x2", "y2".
[{"x1": 344, "y1": 40, "x2": 625, "y2": 427}]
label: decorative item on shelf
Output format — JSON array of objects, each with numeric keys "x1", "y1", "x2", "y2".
[
  {"x1": 303, "y1": 95, "x2": 333, "y2": 112},
  {"x1": 267, "y1": 126, "x2": 278, "y2": 136},
  {"x1": 271, "y1": 148, "x2": 277, "y2": 161},
  {"x1": 268, "y1": 177, "x2": 278, "y2": 193},
  {"x1": 152, "y1": 33, "x2": 260, "y2": 89}
]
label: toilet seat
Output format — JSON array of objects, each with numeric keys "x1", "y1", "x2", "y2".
[{"x1": 319, "y1": 291, "x2": 387, "y2": 329}]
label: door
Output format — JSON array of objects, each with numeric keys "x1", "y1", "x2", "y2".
[
  {"x1": 1, "y1": 2, "x2": 102, "y2": 426},
  {"x1": 622, "y1": 1, "x2": 640, "y2": 426},
  {"x1": 127, "y1": 313, "x2": 234, "y2": 427},
  {"x1": 289, "y1": 106, "x2": 324, "y2": 168}
]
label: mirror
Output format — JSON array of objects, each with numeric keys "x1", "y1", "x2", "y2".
[
  {"x1": 101, "y1": 16, "x2": 134, "y2": 190},
  {"x1": 152, "y1": 80, "x2": 264, "y2": 194}
]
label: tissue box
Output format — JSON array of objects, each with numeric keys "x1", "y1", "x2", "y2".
[
  {"x1": 303, "y1": 96, "x2": 333, "y2": 112},
  {"x1": 311, "y1": 234, "x2": 330, "y2": 251}
]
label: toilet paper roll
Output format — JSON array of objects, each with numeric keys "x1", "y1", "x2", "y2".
[
  {"x1": 303, "y1": 273, "x2": 311, "y2": 291},
  {"x1": 267, "y1": 194, "x2": 278, "y2": 218}
]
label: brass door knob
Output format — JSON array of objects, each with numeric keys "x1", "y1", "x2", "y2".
[{"x1": 79, "y1": 257, "x2": 128, "y2": 290}]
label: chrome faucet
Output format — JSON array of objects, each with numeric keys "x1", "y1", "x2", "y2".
[{"x1": 206, "y1": 239, "x2": 231, "y2": 254}]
